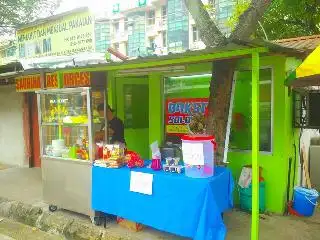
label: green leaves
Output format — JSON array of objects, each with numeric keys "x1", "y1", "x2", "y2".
[
  {"x1": 227, "y1": 0, "x2": 251, "y2": 30},
  {"x1": 229, "y1": 0, "x2": 320, "y2": 40},
  {"x1": 0, "y1": 0, "x2": 61, "y2": 34}
]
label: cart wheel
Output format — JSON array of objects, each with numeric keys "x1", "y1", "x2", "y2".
[{"x1": 49, "y1": 205, "x2": 58, "y2": 212}]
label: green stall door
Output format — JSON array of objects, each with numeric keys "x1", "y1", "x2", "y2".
[{"x1": 116, "y1": 77, "x2": 149, "y2": 159}]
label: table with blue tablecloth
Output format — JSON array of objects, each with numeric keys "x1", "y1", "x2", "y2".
[{"x1": 92, "y1": 165, "x2": 234, "y2": 240}]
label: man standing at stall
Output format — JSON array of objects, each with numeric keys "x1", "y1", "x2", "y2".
[{"x1": 95, "y1": 104, "x2": 125, "y2": 145}]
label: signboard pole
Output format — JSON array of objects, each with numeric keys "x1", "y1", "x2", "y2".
[
  {"x1": 251, "y1": 52, "x2": 260, "y2": 240},
  {"x1": 223, "y1": 74, "x2": 236, "y2": 163}
]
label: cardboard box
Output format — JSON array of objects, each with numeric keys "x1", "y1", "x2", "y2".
[{"x1": 116, "y1": 217, "x2": 143, "y2": 232}]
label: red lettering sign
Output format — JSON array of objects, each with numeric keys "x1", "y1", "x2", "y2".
[
  {"x1": 165, "y1": 98, "x2": 209, "y2": 136},
  {"x1": 16, "y1": 75, "x2": 41, "y2": 92},
  {"x1": 63, "y1": 72, "x2": 91, "y2": 88},
  {"x1": 45, "y1": 73, "x2": 58, "y2": 89}
]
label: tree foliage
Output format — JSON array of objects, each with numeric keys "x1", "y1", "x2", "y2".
[
  {"x1": 229, "y1": 0, "x2": 320, "y2": 40},
  {"x1": 0, "y1": 0, "x2": 62, "y2": 34}
]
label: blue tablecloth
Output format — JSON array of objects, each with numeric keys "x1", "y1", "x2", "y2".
[{"x1": 92, "y1": 165, "x2": 234, "y2": 240}]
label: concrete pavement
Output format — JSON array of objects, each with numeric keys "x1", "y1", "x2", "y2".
[
  {"x1": 0, "y1": 217, "x2": 64, "y2": 240},
  {"x1": 225, "y1": 209, "x2": 320, "y2": 240},
  {"x1": 0, "y1": 168, "x2": 42, "y2": 205}
]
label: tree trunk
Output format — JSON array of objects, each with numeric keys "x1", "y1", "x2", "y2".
[
  {"x1": 184, "y1": 0, "x2": 227, "y2": 47},
  {"x1": 229, "y1": 0, "x2": 273, "y2": 41},
  {"x1": 206, "y1": 60, "x2": 236, "y2": 164}
]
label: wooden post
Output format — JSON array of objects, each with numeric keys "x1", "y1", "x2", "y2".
[{"x1": 251, "y1": 52, "x2": 260, "y2": 240}]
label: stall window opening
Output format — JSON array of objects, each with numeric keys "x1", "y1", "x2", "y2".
[{"x1": 229, "y1": 68, "x2": 273, "y2": 153}]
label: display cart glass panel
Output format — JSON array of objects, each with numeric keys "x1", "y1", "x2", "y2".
[
  {"x1": 37, "y1": 86, "x2": 106, "y2": 218},
  {"x1": 39, "y1": 89, "x2": 92, "y2": 160},
  {"x1": 39, "y1": 88, "x2": 105, "y2": 161}
]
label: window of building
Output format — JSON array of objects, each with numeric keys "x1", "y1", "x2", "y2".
[
  {"x1": 149, "y1": 37, "x2": 155, "y2": 49},
  {"x1": 113, "y1": 3, "x2": 120, "y2": 14},
  {"x1": 229, "y1": 68, "x2": 273, "y2": 152},
  {"x1": 124, "y1": 18, "x2": 128, "y2": 32},
  {"x1": 138, "y1": 0, "x2": 147, "y2": 7},
  {"x1": 114, "y1": 43, "x2": 120, "y2": 51},
  {"x1": 162, "y1": 6, "x2": 167, "y2": 20},
  {"x1": 125, "y1": 42, "x2": 129, "y2": 56},
  {"x1": 162, "y1": 31, "x2": 167, "y2": 47},
  {"x1": 148, "y1": 10, "x2": 155, "y2": 25},
  {"x1": 113, "y1": 22, "x2": 120, "y2": 34},
  {"x1": 192, "y1": 25, "x2": 199, "y2": 42},
  {"x1": 167, "y1": 0, "x2": 189, "y2": 53},
  {"x1": 127, "y1": 12, "x2": 146, "y2": 57}
]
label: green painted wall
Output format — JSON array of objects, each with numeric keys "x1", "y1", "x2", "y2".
[
  {"x1": 227, "y1": 56, "x2": 294, "y2": 213},
  {"x1": 149, "y1": 73, "x2": 163, "y2": 157}
]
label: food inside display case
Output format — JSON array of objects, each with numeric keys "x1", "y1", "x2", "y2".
[{"x1": 39, "y1": 88, "x2": 104, "y2": 161}]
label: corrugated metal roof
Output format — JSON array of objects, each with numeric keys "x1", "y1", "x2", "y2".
[{"x1": 274, "y1": 35, "x2": 320, "y2": 53}]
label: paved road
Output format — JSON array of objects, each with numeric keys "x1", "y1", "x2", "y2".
[{"x1": 0, "y1": 218, "x2": 63, "y2": 240}]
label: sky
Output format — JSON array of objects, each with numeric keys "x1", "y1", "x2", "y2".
[{"x1": 56, "y1": 0, "x2": 133, "y2": 15}]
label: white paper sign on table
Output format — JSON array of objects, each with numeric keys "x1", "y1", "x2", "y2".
[
  {"x1": 130, "y1": 171, "x2": 153, "y2": 195},
  {"x1": 182, "y1": 142, "x2": 204, "y2": 165}
]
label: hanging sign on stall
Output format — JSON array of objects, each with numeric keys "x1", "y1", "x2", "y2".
[
  {"x1": 166, "y1": 98, "x2": 208, "y2": 135},
  {"x1": 62, "y1": 71, "x2": 91, "y2": 88},
  {"x1": 16, "y1": 74, "x2": 41, "y2": 92},
  {"x1": 45, "y1": 73, "x2": 59, "y2": 89},
  {"x1": 181, "y1": 142, "x2": 205, "y2": 165},
  {"x1": 130, "y1": 171, "x2": 153, "y2": 195}
]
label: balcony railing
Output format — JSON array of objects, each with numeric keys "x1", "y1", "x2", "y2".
[{"x1": 190, "y1": 40, "x2": 206, "y2": 50}]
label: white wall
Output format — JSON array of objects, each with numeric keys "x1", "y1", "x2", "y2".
[
  {"x1": 0, "y1": 85, "x2": 27, "y2": 167},
  {"x1": 299, "y1": 129, "x2": 319, "y2": 186}
]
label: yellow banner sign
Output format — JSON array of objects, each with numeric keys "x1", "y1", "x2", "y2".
[
  {"x1": 45, "y1": 73, "x2": 59, "y2": 89},
  {"x1": 17, "y1": 10, "x2": 94, "y2": 58},
  {"x1": 16, "y1": 75, "x2": 41, "y2": 92},
  {"x1": 63, "y1": 72, "x2": 91, "y2": 88},
  {"x1": 166, "y1": 125, "x2": 189, "y2": 135}
]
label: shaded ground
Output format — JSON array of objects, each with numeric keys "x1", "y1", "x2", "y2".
[
  {"x1": 0, "y1": 168, "x2": 41, "y2": 205},
  {"x1": 0, "y1": 218, "x2": 64, "y2": 240},
  {"x1": 1, "y1": 167, "x2": 320, "y2": 239},
  {"x1": 225, "y1": 209, "x2": 320, "y2": 240}
]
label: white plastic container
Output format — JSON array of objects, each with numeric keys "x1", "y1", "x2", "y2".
[
  {"x1": 181, "y1": 135, "x2": 216, "y2": 178},
  {"x1": 52, "y1": 139, "x2": 65, "y2": 149}
]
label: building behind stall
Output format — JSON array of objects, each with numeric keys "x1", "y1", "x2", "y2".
[
  {"x1": 1, "y1": 1, "x2": 236, "y2": 61},
  {"x1": 98, "y1": 0, "x2": 235, "y2": 57}
]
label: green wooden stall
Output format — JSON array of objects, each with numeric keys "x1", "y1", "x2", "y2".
[{"x1": 55, "y1": 43, "x2": 303, "y2": 239}]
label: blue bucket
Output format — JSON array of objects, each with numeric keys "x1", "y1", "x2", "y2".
[{"x1": 292, "y1": 187, "x2": 319, "y2": 217}]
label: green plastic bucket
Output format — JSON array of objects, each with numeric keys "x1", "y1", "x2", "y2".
[{"x1": 239, "y1": 181, "x2": 266, "y2": 213}]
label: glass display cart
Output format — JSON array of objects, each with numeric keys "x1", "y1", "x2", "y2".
[{"x1": 37, "y1": 87, "x2": 106, "y2": 218}]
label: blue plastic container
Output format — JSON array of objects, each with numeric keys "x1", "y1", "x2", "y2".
[
  {"x1": 239, "y1": 181, "x2": 266, "y2": 213},
  {"x1": 293, "y1": 187, "x2": 319, "y2": 217}
]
